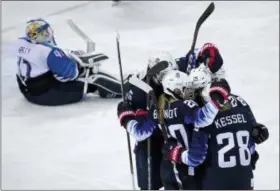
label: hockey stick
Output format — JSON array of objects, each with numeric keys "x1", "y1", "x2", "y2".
[
  {"x1": 127, "y1": 61, "x2": 168, "y2": 94},
  {"x1": 145, "y1": 61, "x2": 169, "y2": 190},
  {"x1": 116, "y1": 33, "x2": 136, "y2": 190},
  {"x1": 67, "y1": 19, "x2": 95, "y2": 52},
  {"x1": 128, "y1": 77, "x2": 153, "y2": 94},
  {"x1": 129, "y1": 62, "x2": 168, "y2": 190},
  {"x1": 159, "y1": 3, "x2": 215, "y2": 189},
  {"x1": 168, "y1": 3, "x2": 216, "y2": 188},
  {"x1": 190, "y1": 2, "x2": 215, "y2": 53},
  {"x1": 67, "y1": 19, "x2": 96, "y2": 99}
]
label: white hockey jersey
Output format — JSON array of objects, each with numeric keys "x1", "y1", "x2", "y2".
[{"x1": 15, "y1": 37, "x2": 78, "y2": 85}]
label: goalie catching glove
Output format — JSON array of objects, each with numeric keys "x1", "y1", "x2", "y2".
[
  {"x1": 66, "y1": 49, "x2": 109, "y2": 68},
  {"x1": 66, "y1": 50, "x2": 122, "y2": 96}
]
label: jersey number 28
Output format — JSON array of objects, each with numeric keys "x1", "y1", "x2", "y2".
[{"x1": 216, "y1": 130, "x2": 251, "y2": 168}]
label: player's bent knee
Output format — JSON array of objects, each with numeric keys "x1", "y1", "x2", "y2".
[{"x1": 23, "y1": 88, "x2": 83, "y2": 106}]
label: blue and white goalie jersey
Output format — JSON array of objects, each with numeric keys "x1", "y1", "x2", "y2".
[{"x1": 15, "y1": 37, "x2": 79, "y2": 90}]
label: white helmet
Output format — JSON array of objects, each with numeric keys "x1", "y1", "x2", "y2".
[
  {"x1": 161, "y1": 70, "x2": 194, "y2": 100},
  {"x1": 189, "y1": 64, "x2": 211, "y2": 89},
  {"x1": 25, "y1": 19, "x2": 56, "y2": 45},
  {"x1": 148, "y1": 52, "x2": 178, "y2": 84}
]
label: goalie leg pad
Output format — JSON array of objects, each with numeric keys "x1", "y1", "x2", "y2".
[
  {"x1": 87, "y1": 72, "x2": 122, "y2": 96},
  {"x1": 98, "y1": 87, "x2": 122, "y2": 98}
]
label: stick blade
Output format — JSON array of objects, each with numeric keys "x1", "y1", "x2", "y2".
[
  {"x1": 197, "y1": 2, "x2": 215, "y2": 25},
  {"x1": 190, "y1": 2, "x2": 215, "y2": 52},
  {"x1": 129, "y1": 76, "x2": 153, "y2": 94},
  {"x1": 147, "y1": 61, "x2": 169, "y2": 76}
]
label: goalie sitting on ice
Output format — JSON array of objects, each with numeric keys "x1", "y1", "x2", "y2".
[{"x1": 15, "y1": 19, "x2": 122, "y2": 106}]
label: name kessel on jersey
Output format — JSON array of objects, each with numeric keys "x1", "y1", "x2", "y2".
[{"x1": 214, "y1": 113, "x2": 247, "y2": 129}]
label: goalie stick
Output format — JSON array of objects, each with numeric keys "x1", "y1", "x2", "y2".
[
  {"x1": 67, "y1": 19, "x2": 95, "y2": 52},
  {"x1": 67, "y1": 19, "x2": 96, "y2": 99}
]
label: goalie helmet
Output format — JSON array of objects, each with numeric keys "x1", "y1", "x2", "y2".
[
  {"x1": 147, "y1": 51, "x2": 178, "y2": 84},
  {"x1": 25, "y1": 19, "x2": 56, "y2": 45},
  {"x1": 161, "y1": 70, "x2": 195, "y2": 100}
]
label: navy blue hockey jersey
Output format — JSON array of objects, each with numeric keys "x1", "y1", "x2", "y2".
[{"x1": 203, "y1": 94, "x2": 256, "y2": 169}]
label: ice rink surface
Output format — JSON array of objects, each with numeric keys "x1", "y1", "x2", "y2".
[{"x1": 1, "y1": 1, "x2": 279, "y2": 190}]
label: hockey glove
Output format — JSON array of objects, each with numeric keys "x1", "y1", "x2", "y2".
[
  {"x1": 117, "y1": 101, "x2": 135, "y2": 127},
  {"x1": 70, "y1": 49, "x2": 86, "y2": 56},
  {"x1": 67, "y1": 50, "x2": 109, "y2": 68},
  {"x1": 209, "y1": 78, "x2": 231, "y2": 109},
  {"x1": 197, "y1": 43, "x2": 223, "y2": 73},
  {"x1": 69, "y1": 50, "x2": 89, "y2": 77},
  {"x1": 251, "y1": 150, "x2": 259, "y2": 170},
  {"x1": 162, "y1": 138, "x2": 186, "y2": 163},
  {"x1": 185, "y1": 50, "x2": 197, "y2": 73},
  {"x1": 252, "y1": 123, "x2": 269, "y2": 144}
]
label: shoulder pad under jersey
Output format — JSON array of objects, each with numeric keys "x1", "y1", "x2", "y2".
[
  {"x1": 228, "y1": 94, "x2": 257, "y2": 124},
  {"x1": 175, "y1": 99, "x2": 199, "y2": 119},
  {"x1": 124, "y1": 82, "x2": 147, "y2": 110}
]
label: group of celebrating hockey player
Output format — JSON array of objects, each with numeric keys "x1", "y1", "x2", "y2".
[
  {"x1": 14, "y1": 16, "x2": 269, "y2": 190},
  {"x1": 117, "y1": 44, "x2": 269, "y2": 190}
]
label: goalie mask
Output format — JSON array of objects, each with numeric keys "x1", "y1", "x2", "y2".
[
  {"x1": 161, "y1": 70, "x2": 195, "y2": 100},
  {"x1": 25, "y1": 19, "x2": 56, "y2": 45},
  {"x1": 147, "y1": 52, "x2": 178, "y2": 84}
]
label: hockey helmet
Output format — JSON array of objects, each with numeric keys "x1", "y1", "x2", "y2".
[
  {"x1": 147, "y1": 51, "x2": 178, "y2": 84},
  {"x1": 25, "y1": 18, "x2": 56, "y2": 45}
]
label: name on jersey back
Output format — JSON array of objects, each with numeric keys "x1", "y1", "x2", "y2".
[
  {"x1": 215, "y1": 113, "x2": 247, "y2": 129},
  {"x1": 19, "y1": 46, "x2": 31, "y2": 55},
  {"x1": 153, "y1": 108, "x2": 178, "y2": 119}
]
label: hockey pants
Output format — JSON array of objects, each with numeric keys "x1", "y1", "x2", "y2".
[{"x1": 17, "y1": 77, "x2": 120, "y2": 106}]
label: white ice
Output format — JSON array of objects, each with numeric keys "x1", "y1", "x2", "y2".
[{"x1": 1, "y1": 1, "x2": 279, "y2": 190}]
